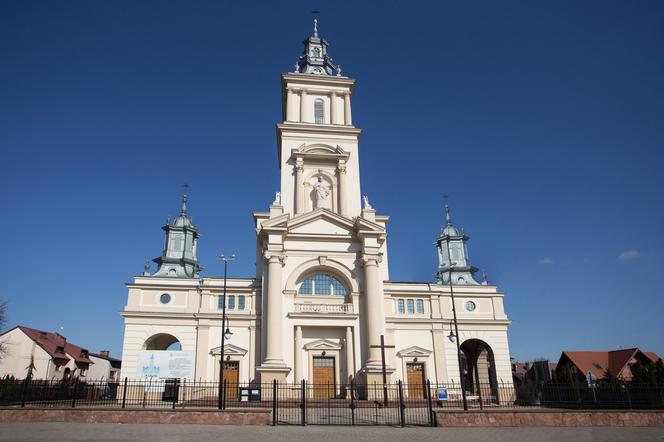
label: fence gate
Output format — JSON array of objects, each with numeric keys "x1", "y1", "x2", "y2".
[{"x1": 273, "y1": 380, "x2": 435, "y2": 426}]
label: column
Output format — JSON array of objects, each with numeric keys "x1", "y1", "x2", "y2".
[
  {"x1": 300, "y1": 89, "x2": 308, "y2": 123},
  {"x1": 264, "y1": 253, "x2": 284, "y2": 365},
  {"x1": 337, "y1": 160, "x2": 347, "y2": 216},
  {"x1": 294, "y1": 159, "x2": 304, "y2": 214},
  {"x1": 343, "y1": 92, "x2": 352, "y2": 125},
  {"x1": 330, "y1": 91, "x2": 339, "y2": 124},
  {"x1": 363, "y1": 256, "x2": 383, "y2": 366},
  {"x1": 345, "y1": 326, "x2": 354, "y2": 380},
  {"x1": 286, "y1": 88, "x2": 296, "y2": 122},
  {"x1": 294, "y1": 326, "x2": 303, "y2": 381}
]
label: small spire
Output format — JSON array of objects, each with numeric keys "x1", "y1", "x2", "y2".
[
  {"x1": 445, "y1": 204, "x2": 453, "y2": 226},
  {"x1": 482, "y1": 270, "x2": 488, "y2": 285},
  {"x1": 181, "y1": 193, "x2": 188, "y2": 216},
  {"x1": 313, "y1": 17, "x2": 319, "y2": 38}
]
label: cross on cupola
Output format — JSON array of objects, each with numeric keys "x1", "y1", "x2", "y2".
[
  {"x1": 294, "y1": 16, "x2": 341, "y2": 76},
  {"x1": 435, "y1": 204, "x2": 480, "y2": 285}
]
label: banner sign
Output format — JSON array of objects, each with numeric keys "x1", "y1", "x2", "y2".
[{"x1": 138, "y1": 350, "x2": 195, "y2": 380}]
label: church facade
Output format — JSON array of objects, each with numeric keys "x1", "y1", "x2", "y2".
[{"x1": 120, "y1": 21, "x2": 513, "y2": 390}]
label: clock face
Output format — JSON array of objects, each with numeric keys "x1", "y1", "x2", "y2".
[
  {"x1": 160, "y1": 293, "x2": 171, "y2": 304},
  {"x1": 465, "y1": 301, "x2": 476, "y2": 312}
]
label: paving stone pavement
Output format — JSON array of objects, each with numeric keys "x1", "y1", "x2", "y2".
[{"x1": 0, "y1": 423, "x2": 663, "y2": 441}]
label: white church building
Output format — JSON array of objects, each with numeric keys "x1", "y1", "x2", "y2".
[{"x1": 120, "y1": 20, "x2": 513, "y2": 394}]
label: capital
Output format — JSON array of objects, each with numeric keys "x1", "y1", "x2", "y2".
[
  {"x1": 263, "y1": 251, "x2": 285, "y2": 265},
  {"x1": 361, "y1": 254, "x2": 381, "y2": 267}
]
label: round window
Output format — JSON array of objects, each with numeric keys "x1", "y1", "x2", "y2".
[
  {"x1": 160, "y1": 293, "x2": 171, "y2": 304},
  {"x1": 465, "y1": 301, "x2": 476, "y2": 312}
]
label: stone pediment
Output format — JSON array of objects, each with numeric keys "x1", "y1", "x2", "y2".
[
  {"x1": 354, "y1": 216, "x2": 385, "y2": 233},
  {"x1": 209, "y1": 344, "x2": 248, "y2": 357},
  {"x1": 396, "y1": 346, "x2": 432, "y2": 358},
  {"x1": 292, "y1": 143, "x2": 350, "y2": 160},
  {"x1": 287, "y1": 209, "x2": 355, "y2": 236},
  {"x1": 304, "y1": 339, "x2": 343, "y2": 351}
]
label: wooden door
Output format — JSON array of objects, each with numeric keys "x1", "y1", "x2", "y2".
[
  {"x1": 406, "y1": 363, "x2": 425, "y2": 398},
  {"x1": 223, "y1": 361, "x2": 239, "y2": 399},
  {"x1": 312, "y1": 356, "x2": 335, "y2": 399}
]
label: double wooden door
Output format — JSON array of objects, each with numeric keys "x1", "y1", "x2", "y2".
[
  {"x1": 312, "y1": 356, "x2": 335, "y2": 399},
  {"x1": 223, "y1": 361, "x2": 239, "y2": 399},
  {"x1": 406, "y1": 362, "x2": 425, "y2": 398}
]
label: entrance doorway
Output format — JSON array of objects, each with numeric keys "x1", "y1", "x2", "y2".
[
  {"x1": 406, "y1": 362, "x2": 425, "y2": 398},
  {"x1": 312, "y1": 356, "x2": 335, "y2": 399},
  {"x1": 223, "y1": 361, "x2": 239, "y2": 399}
]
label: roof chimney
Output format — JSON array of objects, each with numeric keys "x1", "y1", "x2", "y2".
[{"x1": 99, "y1": 350, "x2": 109, "y2": 358}]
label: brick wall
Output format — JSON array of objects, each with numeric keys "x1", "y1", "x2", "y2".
[
  {"x1": 436, "y1": 410, "x2": 664, "y2": 427},
  {"x1": 0, "y1": 408, "x2": 271, "y2": 425}
]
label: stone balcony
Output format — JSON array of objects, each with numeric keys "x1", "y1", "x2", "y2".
[{"x1": 293, "y1": 303, "x2": 354, "y2": 314}]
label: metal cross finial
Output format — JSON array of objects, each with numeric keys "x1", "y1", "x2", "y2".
[{"x1": 312, "y1": 10, "x2": 320, "y2": 37}]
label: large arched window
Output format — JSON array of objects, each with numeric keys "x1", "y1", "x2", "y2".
[
  {"x1": 299, "y1": 273, "x2": 347, "y2": 296},
  {"x1": 314, "y1": 98, "x2": 325, "y2": 124}
]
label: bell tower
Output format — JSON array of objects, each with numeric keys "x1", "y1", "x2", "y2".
[
  {"x1": 435, "y1": 204, "x2": 480, "y2": 285},
  {"x1": 277, "y1": 18, "x2": 362, "y2": 219},
  {"x1": 151, "y1": 193, "x2": 202, "y2": 278}
]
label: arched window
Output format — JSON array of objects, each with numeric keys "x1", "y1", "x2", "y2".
[
  {"x1": 407, "y1": 299, "x2": 415, "y2": 314},
  {"x1": 299, "y1": 273, "x2": 347, "y2": 296},
  {"x1": 396, "y1": 299, "x2": 405, "y2": 314},
  {"x1": 314, "y1": 98, "x2": 325, "y2": 124},
  {"x1": 238, "y1": 295, "x2": 246, "y2": 310}
]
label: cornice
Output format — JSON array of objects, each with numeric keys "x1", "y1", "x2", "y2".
[{"x1": 120, "y1": 310, "x2": 259, "y2": 320}]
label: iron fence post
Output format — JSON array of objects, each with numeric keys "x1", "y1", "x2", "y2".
[
  {"x1": 350, "y1": 379, "x2": 356, "y2": 426},
  {"x1": 71, "y1": 377, "x2": 79, "y2": 408},
  {"x1": 398, "y1": 380, "x2": 405, "y2": 428},
  {"x1": 426, "y1": 379, "x2": 436, "y2": 427},
  {"x1": 222, "y1": 379, "x2": 227, "y2": 410},
  {"x1": 121, "y1": 377, "x2": 127, "y2": 409},
  {"x1": 172, "y1": 381, "x2": 177, "y2": 409},
  {"x1": 20, "y1": 378, "x2": 29, "y2": 408},
  {"x1": 272, "y1": 380, "x2": 277, "y2": 426},
  {"x1": 624, "y1": 381, "x2": 632, "y2": 410},
  {"x1": 300, "y1": 379, "x2": 306, "y2": 426}
]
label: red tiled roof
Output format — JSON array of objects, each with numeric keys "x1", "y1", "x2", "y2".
[
  {"x1": 561, "y1": 351, "x2": 609, "y2": 380},
  {"x1": 644, "y1": 352, "x2": 663, "y2": 363},
  {"x1": 16, "y1": 326, "x2": 70, "y2": 361},
  {"x1": 560, "y1": 348, "x2": 661, "y2": 380},
  {"x1": 14, "y1": 326, "x2": 92, "y2": 365}
]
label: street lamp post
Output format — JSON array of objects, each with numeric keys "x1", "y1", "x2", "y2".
[
  {"x1": 443, "y1": 236, "x2": 468, "y2": 411},
  {"x1": 218, "y1": 253, "x2": 235, "y2": 410}
]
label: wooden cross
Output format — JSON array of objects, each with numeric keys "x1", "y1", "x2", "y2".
[{"x1": 370, "y1": 335, "x2": 395, "y2": 405}]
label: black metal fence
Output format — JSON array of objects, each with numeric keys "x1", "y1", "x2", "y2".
[{"x1": 1, "y1": 378, "x2": 663, "y2": 426}]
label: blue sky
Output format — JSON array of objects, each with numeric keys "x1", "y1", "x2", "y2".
[{"x1": 1, "y1": 1, "x2": 663, "y2": 363}]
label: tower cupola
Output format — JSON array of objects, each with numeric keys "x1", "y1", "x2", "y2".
[
  {"x1": 151, "y1": 193, "x2": 202, "y2": 278},
  {"x1": 294, "y1": 18, "x2": 341, "y2": 76},
  {"x1": 435, "y1": 204, "x2": 480, "y2": 285}
]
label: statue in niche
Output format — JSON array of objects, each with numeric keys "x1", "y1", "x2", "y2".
[{"x1": 313, "y1": 176, "x2": 331, "y2": 210}]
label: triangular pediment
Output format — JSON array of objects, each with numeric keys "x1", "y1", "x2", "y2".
[
  {"x1": 304, "y1": 339, "x2": 343, "y2": 351},
  {"x1": 396, "y1": 346, "x2": 432, "y2": 358},
  {"x1": 209, "y1": 344, "x2": 248, "y2": 356},
  {"x1": 259, "y1": 212, "x2": 290, "y2": 229},
  {"x1": 288, "y1": 209, "x2": 355, "y2": 236}
]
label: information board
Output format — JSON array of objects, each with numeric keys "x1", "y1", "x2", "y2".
[{"x1": 138, "y1": 350, "x2": 195, "y2": 380}]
